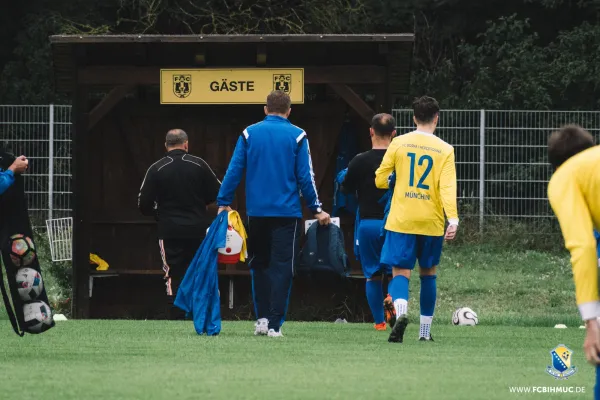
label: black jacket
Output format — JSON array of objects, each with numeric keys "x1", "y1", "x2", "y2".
[{"x1": 138, "y1": 149, "x2": 221, "y2": 239}]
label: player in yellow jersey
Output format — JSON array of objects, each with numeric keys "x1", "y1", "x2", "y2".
[
  {"x1": 375, "y1": 96, "x2": 458, "y2": 343},
  {"x1": 547, "y1": 126, "x2": 600, "y2": 399}
]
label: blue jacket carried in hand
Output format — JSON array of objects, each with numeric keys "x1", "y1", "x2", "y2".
[{"x1": 174, "y1": 212, "x2": 228, "y2": 336}]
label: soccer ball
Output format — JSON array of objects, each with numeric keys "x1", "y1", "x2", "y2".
[
  {"x1": 9, "y1": 234, "x2": 36, "y2": 267},
  {"x1": 452, "y1": 307, "x2": 479, "y2": 326},
  {"x1": 16, "y1": 267, "x2": 44, "y2": 301},
  {"x1": 23, "y1": 301, "x2": 53, "y2": 333}
]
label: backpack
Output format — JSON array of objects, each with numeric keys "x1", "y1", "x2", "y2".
[{"x1": 298, "y1": 223, "x2": 349, "y2": 277}]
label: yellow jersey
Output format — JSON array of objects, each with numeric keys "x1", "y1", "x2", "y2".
[
  {"x1": 375, "y1": 130, "x2": 459, "y2": 236},
  {"x1": 548, "y1": 145, "x2": 600, "y2": 320}
]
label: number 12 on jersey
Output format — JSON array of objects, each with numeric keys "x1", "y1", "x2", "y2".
[{"x1": 407, "y1": 152, "x2": 433, "y2": 190}]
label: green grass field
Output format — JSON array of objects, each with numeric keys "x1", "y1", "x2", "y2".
[
  {"x1": 0, "y1": 243, "x2": 592, "y2": 399},
  {"x1": 0, "y1": 321, "x2": 594, "y2": 399}
]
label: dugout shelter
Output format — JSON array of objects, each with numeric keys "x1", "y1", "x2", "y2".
[{"x1": 49, "y1": 34, "x2": 414, "y2": 319}]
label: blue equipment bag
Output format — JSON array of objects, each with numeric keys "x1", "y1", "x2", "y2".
[{"x1": 298, "y1": 223, "x2": 349, "y2": 277}]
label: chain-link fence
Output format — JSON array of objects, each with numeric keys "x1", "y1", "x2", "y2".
[
  {"x1": 1, "y1": 106, "x2": 598, "y2": 232},
  {"x1": 0, "y1": 105, "x2": 72, "y2": 226},
  {"x1": 394, "y1": 109, "x2": 600, "y2": 233}
]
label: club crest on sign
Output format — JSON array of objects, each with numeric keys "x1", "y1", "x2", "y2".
[
  {"x1": 173, "y1": 74, "x2": 192, "y2": 98},
  {"x1": 546, "y1": 344, "x2": 577, "y2": 379},
  {"x1": 273, "y1": 74, "x2": 292, "y2": 94}
]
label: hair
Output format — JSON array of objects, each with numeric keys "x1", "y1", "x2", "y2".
[
  {"x1": 412, "y1": 96, "x2": 440, "y2": 124},
  {"x1": 266, "y1": 90, "x2": 291, "y2": 114},
  {"x1": 548, "y1": 125, "x2": 595, "y2": 169},
  {"x1": 165, "y1": 129, "x2": 188, "y2": 147},
  {"x1": 371, "y1": 113, "x2": 396, "y2": 137}
]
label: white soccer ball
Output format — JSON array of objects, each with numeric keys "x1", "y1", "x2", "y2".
[
  {"x1": 16, "y1": 267, "x2": 44, "y2": 301},
  {"x1": 23, "y1": 301, "x2": 53, "y2": 333},
  {"x1": 452, "y1": 307, "x2": 478, "y2": 326}
]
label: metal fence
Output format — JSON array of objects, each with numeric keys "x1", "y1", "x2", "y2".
[
  {"x1": 394, "y1": 109, "x2": 600, "y2": 233},
  {"x1": 0, "y1": 105, "x2": 72, "y2": 226},
  {"x1": 1, "y1": 106, "x2": 599, "y2": 232}
]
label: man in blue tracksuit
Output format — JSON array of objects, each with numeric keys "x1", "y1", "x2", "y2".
[
  {"x1": 0, "y1": 155, "x2": 29, "y2": 195},
  {"x1": 217, "y1": 90, "x2": 331, "y2": 337}
]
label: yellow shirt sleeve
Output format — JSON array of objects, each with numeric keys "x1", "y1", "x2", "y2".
[
  {"x1": 228, "y1": 211, "x2": 248, "y2": 262},
  {"x1": 549, "y1": 176, "x2": 599, "y2": 320},
  {"x1": 375, "y1": 140, "x2": 398, "y2": 190},
  {"x1": 440, "y1": 149, "x2": 459, "y2": 224}
]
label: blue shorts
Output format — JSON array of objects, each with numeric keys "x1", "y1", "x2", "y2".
[
  {"x1": 357, "y1": 219, "x2": 391, "y2": 279},
  {"x1": 381, "y1": 231, "x2": 444, "y2": 270}
]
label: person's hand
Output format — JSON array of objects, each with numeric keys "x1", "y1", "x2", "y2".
[
  {"x1": 217, "y1": 206, "x2": 232, "y2": 215},
  {"x1": 8, "y1": 156, "x2": 28, "y2": 174},
  {"x1": 584, "y1": 318, "x2": 600, "y2": 364},
  {"x1": 445, "y1": 224, "x2": 458, "y2": 241},
  {"x1": 314, "y1": 211, "x2": 331, "y2": 226}
]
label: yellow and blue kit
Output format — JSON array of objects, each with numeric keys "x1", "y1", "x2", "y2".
[
  {"x1": 375, "y1": 130, "x2": 458, "y2": 268},
  {"x1": 548, "y1": 146, "x2": 600, "y2": 321}
]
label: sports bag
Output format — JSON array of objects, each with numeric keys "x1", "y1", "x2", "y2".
[
  {"x1": 0, "y1": 151, "x2": 55, "y2": 336},
  {"x1": 299, "y1": 222, "x2": 349, "y2": 277}
]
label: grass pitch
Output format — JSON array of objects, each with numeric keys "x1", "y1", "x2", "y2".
[
  {"x1": 0, "y1": 320, "x2": 593, "y2": 400},
  {"x1": 0, "y1": 243, "x2": 587, "y2": 398}
]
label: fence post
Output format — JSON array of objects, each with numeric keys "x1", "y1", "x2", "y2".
[
  {"x1": 479, "y1": 109, "x2": 485, "y2": 235},
  {"x1": 48, "y1": 104, "x2": 54, "y2": 222}
]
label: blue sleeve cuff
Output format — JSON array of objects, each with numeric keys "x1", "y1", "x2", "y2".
[{"x1": 4, "y1": 169, "x2": 14, "y2": 177}]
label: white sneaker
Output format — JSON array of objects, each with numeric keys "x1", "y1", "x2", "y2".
[
  {"x1": 254, "y1": 318, "x2": 268, "y2": 336},
  {"x1": 267, "y1": 329, "x2": 283, "y2": 337}
]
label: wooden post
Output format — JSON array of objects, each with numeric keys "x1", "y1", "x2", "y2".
[
  {"x1": 329, "y1": 84, "x2": 375, "y2": 124},
  {"x1": 72, "y1": 76, "x2": 91, "y2": 319},
  {"x1": 88, "y1": 85, "x2": 133, "y2": 130}
]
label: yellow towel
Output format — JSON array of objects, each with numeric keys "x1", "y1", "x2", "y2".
[
  {"x1": 228, "y1": 210, "x2": 248, "y2": 262},
  {"x1": 90, "y1": 253, "x2": 109, "y2": 271}
]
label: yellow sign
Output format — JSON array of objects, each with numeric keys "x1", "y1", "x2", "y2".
[{"x1": 160, "y1": 69, "x2": 304, "y2": 104}]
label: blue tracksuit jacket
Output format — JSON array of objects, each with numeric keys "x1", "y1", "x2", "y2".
[
  {"x1": 217, "y1": 115, "x2": 322, "y2": 217},
  {"x1": 0, "y1": 169, "x2": 15, "y2": 195},
  {"x1": 174, "y1": 212, "x2": 228, "y2": 336}
]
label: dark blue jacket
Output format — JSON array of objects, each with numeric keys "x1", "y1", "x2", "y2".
[
  {"x1": 335, "y1": 168, "x2": 360, "y2": 260},
  {"x1": 174, "y1": 212, "x2": 228, "y2": 336},
  {"x1": 378, "y1": 172, "x2": 396, "y2": 238},
  {"x1": 217, "y1": 115, "x2": 322, "y2": 217},
  {"x1": 0, "y1": 169, "x2": 15, "y2": 195}
]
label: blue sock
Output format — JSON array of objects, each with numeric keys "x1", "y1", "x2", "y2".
[
  {"x1": 365, "y1": 280, "x2": 384, "y2": 324},
  {"x1": 389, "y1": 275, "x2": 409, "y2": 302},
  {"x1": 420, "y1": 275, "x2": 437, "y2": 317},
  {"x1": 594, "y1": 365, "x2": 600, "y2": 400}
]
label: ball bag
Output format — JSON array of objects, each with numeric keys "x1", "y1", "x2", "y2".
[
  {"x1": 207, "y1": 222, "x2": 244, "y2": 264},
  {"x1": 0, "y1": 151, "x2": 55, "y2": 336}
]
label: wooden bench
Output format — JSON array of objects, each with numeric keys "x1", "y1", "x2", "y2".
[{"x1": 89, "y1": 265, "x2": 252, "y2": 308}]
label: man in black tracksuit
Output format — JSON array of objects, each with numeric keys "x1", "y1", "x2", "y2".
[{"x1": 138, "y1": 129, "x2": 221, "y2": 319}]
